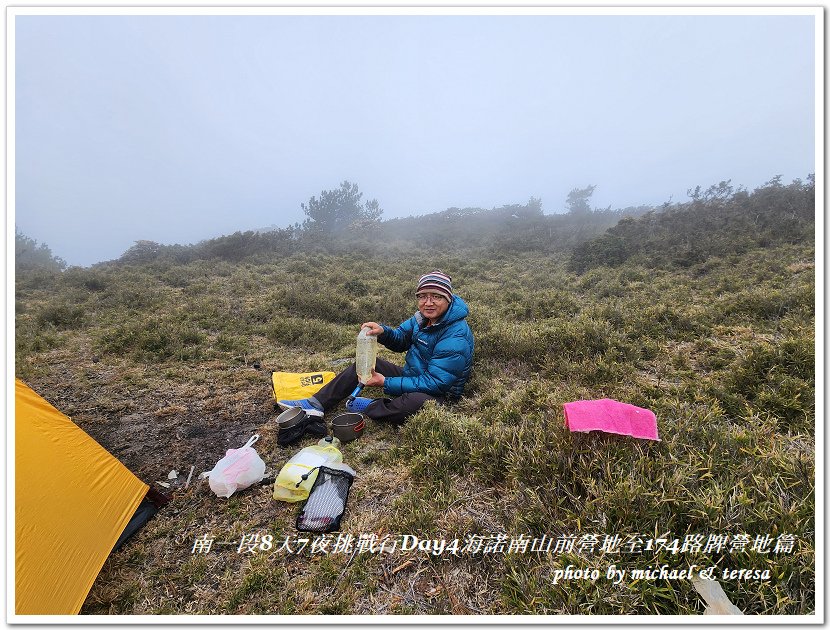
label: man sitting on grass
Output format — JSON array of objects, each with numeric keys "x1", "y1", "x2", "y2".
[{"x1": 278, "y1": 271, "x2": 474, "y2": 424}]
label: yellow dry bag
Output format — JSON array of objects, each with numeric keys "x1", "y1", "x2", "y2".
[{"x1": 271, "y1": 370, "x2": 335, "y2": 402}]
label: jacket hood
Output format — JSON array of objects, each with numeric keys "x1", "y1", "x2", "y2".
[{"x1": 414, "y1": 295, "x2": 469, "y2": 327}]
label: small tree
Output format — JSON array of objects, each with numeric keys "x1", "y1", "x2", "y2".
[
  {"x1": 566, "y1": 185, "x2": 596, "y2": 215},
  {"x1": 119, "y1": 240, "x2": 162, "y2": 264},
  {"x1": 301, "y1": 181, "x2": 383, "y2": 235},
  {"x1": 15, "y1": 228, "x2": 66, "y2": 271},
  {"x1": 687, "y1": 179, "x2": 735, "y2": 204}
]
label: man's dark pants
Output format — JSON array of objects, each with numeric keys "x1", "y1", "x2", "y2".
[{"x1": 312, "y1": 358, "x2": 436, "y2": 424}]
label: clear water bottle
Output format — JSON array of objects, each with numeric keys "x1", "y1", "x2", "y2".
[{"x1": 355, "y1": 325, "x2": 378, "y2": 384}]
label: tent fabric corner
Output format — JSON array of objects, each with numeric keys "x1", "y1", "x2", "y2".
[{"x1": 14, "y1": 378, "x2": 149, "y2": 615}]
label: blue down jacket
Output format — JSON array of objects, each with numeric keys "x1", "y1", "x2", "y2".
[{"x1": 378, "y1": 295, "x2": 474, "y2": 399}]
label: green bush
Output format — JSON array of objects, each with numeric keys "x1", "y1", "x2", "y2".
[
  {"x1": 715, "y1": 335, "x2": 814, "y2": 430},
  {"x1": 98, "y1": 317, "x2": 206, "y2": 361},
  {"x1": 265, "y1": 316, "x2": 348, "y2": 352},
  {"x1": 569, "y1": 177, "x2": 814, "y2": 273},
  {"x1": 35, "y1": 301, "x2": 87, "y2": 329}
]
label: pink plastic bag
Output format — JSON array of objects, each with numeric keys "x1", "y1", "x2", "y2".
[{"x1": 208, "y1": 435, "x2": 266, "y2": 498}]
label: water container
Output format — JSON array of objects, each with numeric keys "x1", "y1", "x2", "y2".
[
  {"x1": 273, "y1": 436, "x2": 343, "y2": 502},
  {"x1": 355, "y1": 326, "x2": 378, "y2": 383}
]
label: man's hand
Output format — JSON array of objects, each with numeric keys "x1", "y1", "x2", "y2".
[
  {"x1": 363, "y1": 369, "x2": 385, "y2": 388},
  {"x1": 361, "y1": 322, "x2": 384, "y2": 336}
]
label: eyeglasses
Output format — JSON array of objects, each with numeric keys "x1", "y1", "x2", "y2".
[{"x1": 416, "y1": 292, "x2": 447, "y2": 303}]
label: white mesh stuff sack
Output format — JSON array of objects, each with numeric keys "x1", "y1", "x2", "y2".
[{"x1": 208, "y1": 434, "x2": 266, "y2": 498}]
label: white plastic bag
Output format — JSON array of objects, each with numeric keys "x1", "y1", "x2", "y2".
[{"x1": 208, "y1": 434, "x2": 266, "y2": 498}]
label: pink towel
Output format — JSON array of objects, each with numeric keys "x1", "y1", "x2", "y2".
[{"x1": 563, "y1": 398, "x2": 660, "y2": 441}]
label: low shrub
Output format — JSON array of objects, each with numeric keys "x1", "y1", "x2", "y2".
[
  {"x1": 35, "y1": 301, "x2": 87, "y2": 329},
  {"x1": 97, "y1": 317, "x2": 206, "y2": 362}
]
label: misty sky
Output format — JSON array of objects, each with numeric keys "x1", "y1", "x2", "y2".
[{"x1": 13, "y1": 9, "x2": 817, "y2": 267}]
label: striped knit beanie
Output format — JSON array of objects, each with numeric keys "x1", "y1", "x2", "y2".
[{"x1": 416, "y1": 271, "x2": 453, "y2": 303}]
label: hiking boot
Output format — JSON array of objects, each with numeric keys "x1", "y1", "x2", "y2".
[
  {"x1": 277, "y1": 398, "x2": 324, "y2": 418},
  {"x1": 346, "y1": 396, "x2": 375, "y2": 413}
]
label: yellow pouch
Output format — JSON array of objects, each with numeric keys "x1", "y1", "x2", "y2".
[{"x1": 271, "y1": 371, "x2": 335, "y2": 402}]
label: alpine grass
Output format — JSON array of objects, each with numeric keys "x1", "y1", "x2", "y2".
[{"x1": 15, "y1": 209, "x2": 815, "y2": 616}]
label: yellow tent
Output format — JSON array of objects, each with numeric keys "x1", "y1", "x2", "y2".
[{"x1": 15, "y1": 379, "x2": 150, "y2": 615}]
